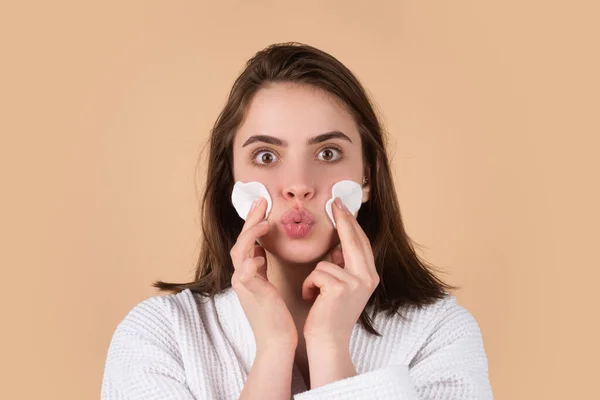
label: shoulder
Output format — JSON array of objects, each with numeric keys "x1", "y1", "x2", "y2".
[
  {"x1": 114, "y1": 289, "x2": 203, "y2": 336},
  {"x1": 366, "y1": 294, "x2": 487, "y2": 368},
  {"x1": 367, "y1": 294, "x2": 492, "y2": 398},
  {"x1": 393, "y1": 294, "x2": 486, "y2": 356},
  {"x1": 102, "y1": 290, "x2": 215, "y2": 399},
  {"x1": 372, "y1": 293, "x2": 482, "y2": 339},
  {"x1": 423, "y1": 294, "x2": 484, "y2": 341},
  {"x1": 102, "y1": 290, "x2": 207, "y2": 392},
  {"x1": 407, "y1": 295, "x2": 492, "y2": 398}
]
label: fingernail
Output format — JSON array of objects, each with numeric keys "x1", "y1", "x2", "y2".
[
  {"x1": 335, "y1": 198, "x2": 352, "y2": 215},
  {"x1": 250, "y1": 198, "x2": 261, "y2": 211}
]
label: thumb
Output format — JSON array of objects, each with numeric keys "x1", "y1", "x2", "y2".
[
  {"x1": 331, "y1": 245, "x2": 345, "y2": 268},
  {"x1": 322, "y1": 244, "x2": 344, "y2": 267},
  {"x1": 254, "y1": 245, "x2": 268, "y2": 279},
  {"x1": 254, "y1": 244, "x2": 266, "y2": 258}
]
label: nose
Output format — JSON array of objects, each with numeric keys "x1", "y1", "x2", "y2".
[{"x1": 283, "y1": 184, "x2": 315, "y2": 203}]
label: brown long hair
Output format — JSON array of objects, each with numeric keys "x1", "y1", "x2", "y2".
[{"x1": 153, "y1": 42, "x2": 458, "y2": 336}]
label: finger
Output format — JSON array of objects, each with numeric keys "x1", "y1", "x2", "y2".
[
  {"x1": 322, "y1": 244, "x2": 344, "y2": 266},
  {"x1": 321, "y1": 243, "x2": 334, "y2": 262},
  {"x1": 333, "y1": 198, "x2": 371, "y2": 258},
  {"x1": 239, "y1": 256, "x2": 264, "y2": 284},
  {"x1": 314, "y1": 261, "x2": 352, "y2": 282},
  {"x1": 232, "y1": 256, "x2": 255, "y2": 287},
  {"x1": 331, "y1": 246, "x2": 345, "y2": 267},
  {"x1": 246, "y1": 221, "x2": 269, "y2": 259},
  {"x1": 231, "y1": 255, "x2": 273, "y2": 299},
  {"x1": 231, "y1": 221, "x2": 269, "y2": 269},
  {"x1": 254, "y1": 245, "x2": 267, "y2": 279},
  {"x1": 332, "y1": 199, "x2": 368, "y2": 275},
  {"x1": 241, "y1": 274, "x2": 267, "y2": 296},
  {"x1": 231, "y1": 196, "x2": 268, "y2": 267},
  {"x1": 341, "y1": 214, "x2": 376, "y2": 272},
  {"x1": 254, "y1": 245, "x2": 266, "y2": 259},
  {"x1": 302, "y1": 269, "x2": 344, "y2": 301},
  {"x1": 241, "y1": 197, "x2": 267, "y2": 234}
]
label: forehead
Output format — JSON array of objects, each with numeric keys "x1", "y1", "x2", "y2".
[{"x1": 236, "y1": 82, "x2": 360, "y2": 143}]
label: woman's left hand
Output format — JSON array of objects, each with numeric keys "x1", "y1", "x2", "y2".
[{"x1": 301, "y1": 197, "x2": 380, "y2": 346}]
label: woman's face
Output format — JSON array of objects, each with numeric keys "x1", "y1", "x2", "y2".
[{"x1": 232, "y1": 82, "x2": 369, "y2": 265}]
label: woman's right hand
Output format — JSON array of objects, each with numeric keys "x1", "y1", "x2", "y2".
[{"x1": 230, "y1": 197, "x2": 298, "y2": 354}]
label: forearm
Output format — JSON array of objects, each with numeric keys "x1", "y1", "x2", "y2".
[
  {"x1": 240, "y1": 346, "x2": 295, "y2": 400},
  {"x1": 306, "y1": 340, "x2": 356, "y2": 389}
]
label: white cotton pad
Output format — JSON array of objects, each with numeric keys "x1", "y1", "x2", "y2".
[
  {"x1": 231, "y1": 181, "x2": 272, "y2": 221},
  {"x1": 325, "y1": 180, "x2": 363, "y2": 229}
]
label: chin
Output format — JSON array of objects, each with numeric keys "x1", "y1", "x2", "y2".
[{"x1": 277, "y1": 244, "x2": 326, "y2": 265}]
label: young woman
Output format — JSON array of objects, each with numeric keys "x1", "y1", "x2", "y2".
[{"x1": 101, "y1": 42, "x2": 493, "y2": 399}]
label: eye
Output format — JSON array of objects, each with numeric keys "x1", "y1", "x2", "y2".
[
  {"x1": 250, "y1": 146, "x2": 344, "y2": 167},
  {"x1": 252, "y1": 149, "x2": 279, "y2": 166},
  {"x1": 317, "y1": 146, "x2": 343, "y2": 162}
]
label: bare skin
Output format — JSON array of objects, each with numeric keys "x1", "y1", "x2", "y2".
[{"x1": 232, "y1": 82, "x2": 371, "y2": 394}]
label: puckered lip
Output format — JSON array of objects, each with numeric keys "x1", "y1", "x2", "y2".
[{"x1": 280, "y1": 207, "x2": 317, "y2": 225}]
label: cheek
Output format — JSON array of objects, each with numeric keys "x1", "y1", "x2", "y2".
[
  {"x1": 232, "y1": 156, "x2": 265, "y2": 181},
  {"x1": 232, "y1": 162, "x2": 270, "y2": 184},
  {"x1": 248, "y1": 177, "x2": 277, "y2": 196},
  {"x1": 232, "y1": 151, "x2": 256, "y2": 181}
]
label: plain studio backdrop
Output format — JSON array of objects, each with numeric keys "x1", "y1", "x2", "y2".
[{"x1": 1, "y1": 1, "x2": 598, "y2": 399}]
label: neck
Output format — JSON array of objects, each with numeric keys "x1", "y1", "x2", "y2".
[
  {"x1": 265, "y1": 253, "x2": 315, "y2": 320},
  {"x1": 264, "y1": 253, "x2": 317, "y2": 383}
]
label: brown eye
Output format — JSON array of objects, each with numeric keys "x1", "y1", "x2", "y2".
[
  {"x1": 317, "y1": 147, "x2": 342, "y2": 162},
  {"x1": 261, "y1": 153, "x2": 273, "y2": 163},
  {"x1": 252, "y1": 146, "x2": 342, "y2": 167},
  {"x1": 253, "y1": 150, "x2": 278, "y2": 166}
]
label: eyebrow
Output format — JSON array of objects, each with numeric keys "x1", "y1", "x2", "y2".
[{"x1": 241, "y1": 130, "x2": 353, "y2": 148}]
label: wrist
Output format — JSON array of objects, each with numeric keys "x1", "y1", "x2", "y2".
[
  {"x1": 305, "y1": 341, "x2": 356, "y2": 389},
  {"x1": 305, "y1": 334, "x2": 350, "y2": 351},
  {"x1": 256, "y1": 342, "x2": 297, "y2": 359}
]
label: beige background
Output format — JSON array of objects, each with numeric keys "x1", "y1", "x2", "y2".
[{"x1": 1, "y1": 1, "x2": 598, "y2": 399}]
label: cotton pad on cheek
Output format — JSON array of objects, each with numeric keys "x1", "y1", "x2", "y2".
[
  {"x1": 231, "y1": 181, "x2": 273, "y2": 221},
  {"x1": 325, "y1": 180, "x2": 363, "y2": 229}
]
